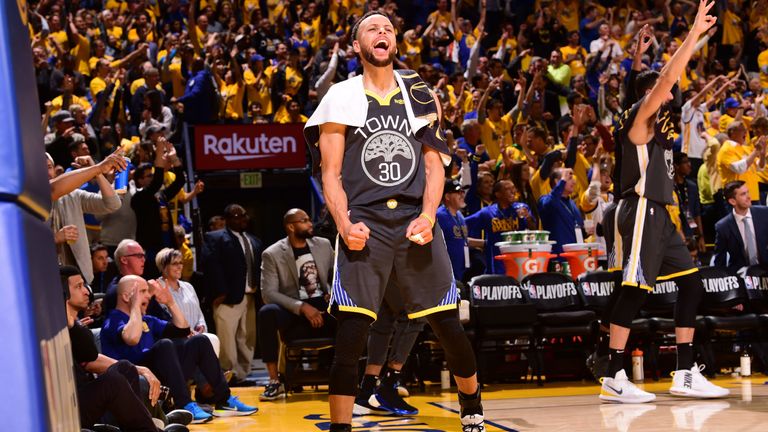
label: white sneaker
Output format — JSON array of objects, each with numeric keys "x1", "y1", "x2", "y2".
[
  {"x1": 599, "y1": 370, "x2": 656, "y2": 403},
  {"x1": 460, "y1": 413, "x2": 485, "y2": 431},
  {"x1": 669, "y1": 364, "x2": 730, "y2": 398}
]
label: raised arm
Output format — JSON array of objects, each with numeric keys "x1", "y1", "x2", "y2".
[
  {"x1": 476, "y1": 0, "x2": 487, "y2": 35},
  {"x1": 629, "y1": 0, "x2": 716, "y2": 146}
]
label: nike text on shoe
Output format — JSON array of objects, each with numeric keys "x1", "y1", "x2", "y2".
[
  {"x1": 182, "y1": 402, "x2": 212, "y2": 424},
  {"x1": 213, "y1": 395, "x2": 258, "y2": 416},
  {"x1": 599, "y1": 370, "x2": 656, "y2": 404},
  {"x1": 669, "y1": 364, "x2": 730, "y2": 398},
  {"x1": 259, "y1": 382, "x2": 287, "y2": 401}
]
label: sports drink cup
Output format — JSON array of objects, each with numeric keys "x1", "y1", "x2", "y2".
[{"x1": 114, "y1": 159, "x2": 131, "y2": 191}]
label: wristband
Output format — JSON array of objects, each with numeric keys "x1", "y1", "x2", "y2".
[{"x1": 419, "y1": 212, "x2": 435, "y2": 228}]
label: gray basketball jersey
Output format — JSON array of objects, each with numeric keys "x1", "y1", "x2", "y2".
[{"x1": 342, "y1": 88, "x2": 426, "y2": 207}]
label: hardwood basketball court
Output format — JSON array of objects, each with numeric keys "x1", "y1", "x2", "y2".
[{"x1": 190, "y1": 374, "x2": 768, "y2": 431}]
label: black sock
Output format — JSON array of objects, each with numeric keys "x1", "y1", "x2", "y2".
[
  {"x1": 596, "y1": 335, "x2": 610, "y2": 356},
  {"x1": 329, "y1": 423, "x2": 352, "y2": 432},
  {"x1": 677, "y1": 343, "x2": 694, "y2": 370},
  {"x1": 360, "y1": 374, "x2": 378, "y2": 394},
  {"x1": 458, "y1": 387, "x2": 482, "y2": 416},
  {"x1": 608, "y1": 349, "x2": 625, "y2": 377}
]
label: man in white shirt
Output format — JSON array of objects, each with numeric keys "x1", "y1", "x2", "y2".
[
  {"x1": 714, "y1": 181, "x2": 768, "y2": 271},
  {"x1": 589, "y1": 24, "x2": 623, "y2": 60}
]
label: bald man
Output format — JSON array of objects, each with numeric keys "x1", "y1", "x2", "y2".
[
  {"x1": 258, "y1": 208, "x2": 334, "y2": 401},
  {"x1": 101, "y1": 276, "x2": 257, "y2": 423}
]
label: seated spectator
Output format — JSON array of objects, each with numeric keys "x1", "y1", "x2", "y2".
[
  {"x1": 714, "y1": 181, "x2": 768, "y2": 271},
  {"x1": 105, "y1": 239, "x2": 171, "y2": 321},
  {"x1": 155, "y1": 247, "x2": 218, "y2": 356},
  {"x1": 539, "y1": 168, "x2": 589, "y2": 255},
  {"x1": 62, "y1": 265, "x2": 189, "y2": 432},
  {"x1": 258, "y1": 208, "x2": 335, "y2": 400},
  {"x1": 101, "y1": 275, "x2": 257, "y2": 423},
  {"x1": 173, "y1": 226, "x2": 195, "y2": 282},
  {"x1": 466, "y1": 179, "x2": 536, "y2": 274}
]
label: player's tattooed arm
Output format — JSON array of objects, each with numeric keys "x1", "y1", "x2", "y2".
[{"x1": 319, "y1": 122, "x2": 370, "y2": 250}]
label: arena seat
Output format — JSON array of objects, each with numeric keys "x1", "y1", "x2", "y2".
[
  {"x1": 698, "y1": 266, "x2": 759, "y2": 374},
  {"x1": 522, "y1": 272, "x2": 597, "y2": 382},
  {"x1": 280, "y1": 335, "x2": 336, "y2": 391},
  {"x1": 466, "y1": 274, "x2": 538, "y2": 384}
]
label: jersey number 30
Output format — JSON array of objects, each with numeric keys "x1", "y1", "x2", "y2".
[{"x1": 378, "y1": 162, "x2": 402, "y2": 182}]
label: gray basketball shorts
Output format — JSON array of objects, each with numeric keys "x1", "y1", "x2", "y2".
[{"x1": 329, "y1": 202, "x2": 458, "y2": 320}]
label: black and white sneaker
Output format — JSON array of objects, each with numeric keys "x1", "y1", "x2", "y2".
[
  {"x1": 165, "y1": 409, "x2": 193, "y2": 426},
  {"x1": 259, "y1": 382, "x2": 287, "y2": 401},
  {"x1": 353, "y1": 387, "x2": 391, "y2": 415},
  {"x1": 460, "y1": 413, "x2": 485, "y2": 431}
]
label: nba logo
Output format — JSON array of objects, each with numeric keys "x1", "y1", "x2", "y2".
[{"x1": 473, "y1": 284, "x2": 482, "y2": 299}]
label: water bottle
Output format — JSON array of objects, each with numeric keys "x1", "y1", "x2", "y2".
[
  {"x1": 741, "y1": 351, "x2": 752, "y2": 377},
  {"x1": 631, "y1": 348, "x2": 644, "y2": 382},
  {"x1": 440, "y1": 361, "x2": 450, "y2": 390}
]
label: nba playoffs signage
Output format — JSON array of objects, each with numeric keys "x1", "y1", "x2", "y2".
[{"x1": 195, "y1": 123, "x2": 306, "y2": 170}]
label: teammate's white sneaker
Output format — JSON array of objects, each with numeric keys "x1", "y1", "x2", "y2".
[
  {"x1": 669, "y1": 364, "x2": 730, "y2": 398},
  {"x1": 599, "y1": 370, "x2": 656, "y2": 403}
]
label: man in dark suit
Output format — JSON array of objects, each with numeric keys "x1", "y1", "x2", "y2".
[
  {"x1": 714, "y1": 181, "x2": 768, "y2": 271},
  {"x1": 203, "y1": 204, "x2": 262, "y2": 386},
  {"x1": 257, "y1": 208, "x2": 334, "y2": 401}
]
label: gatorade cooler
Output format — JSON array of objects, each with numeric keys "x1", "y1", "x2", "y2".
[
  {"x1": 559, "y1": 243, "x2": 604, "y2": 278},
  {"x1": 495, "y1": 242, "x2": 556, "y2": 281}
]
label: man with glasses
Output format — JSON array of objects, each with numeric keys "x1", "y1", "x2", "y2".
[
  {"x1": 104, "y1": 239, "x2": 172, "y2": 321},
  {"x1": 257, "y1": 208, "x2": 334, "y2": 400},
  {"x1": 203, "y1": 204, "x2": 263, "y2": 387}
]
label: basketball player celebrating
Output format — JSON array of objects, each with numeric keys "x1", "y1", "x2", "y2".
[
  {"x1": 600, "y1": 0, "x2": 729, "y2": 403},
  {"x1": 304, "y1": 11, "x2": 484, "y2": 432}
]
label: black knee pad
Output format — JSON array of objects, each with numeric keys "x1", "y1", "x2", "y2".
[
  {"x1": 329, "y1": 312, "x2": 373, "y2": 396},
  {"x1": 609, "y1": 284, "x2": 649, "y2": 328},
  {"x1": 426, "y1": 310, "x2": 476, "y2": 378},
  {"x1": 600, "y1": 271, "x2": 624, "y2": 328},
  {"x1": 674, "y1": 272, "x2": 704, "y2": 328}
]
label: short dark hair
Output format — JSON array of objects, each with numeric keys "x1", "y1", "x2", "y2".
[
  {"x1": 635, "y1": 70, "x2": 660, "y2": 97},
  {"x1": 492, "y1": 179, "x2": 510, "y2": 196},
  {"x1": 529, "y1": 126, "x2": 547, "y2": 140},
  {"x1": 133, "y1": 162, "x2": 154, "y2": 181},
  {"x1": 549, "y1": 167, "x2": 565, "y2": 188},
  {"x1": 724, "y1": 180, "x2": 746, "y2": 200},
  {"x1": 223, "y1": 203, "x2": 245, "y2": 218},
  {"x1": 90, "y1": 243, "x2": 108, "y2": 256},
  {"x1": 673, "y1": 152, "x2": 688, "y2": 166},
  {"x1": 60, "y1": 265, "x2": 82, "y2": 301},
  {"x1": 351, "y1": 11, "x2": 389, "y2": 41}
]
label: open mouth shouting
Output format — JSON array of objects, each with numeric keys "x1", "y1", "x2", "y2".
[{"x1": 373, "y1": 38, "x2": 390, "y2": 56}]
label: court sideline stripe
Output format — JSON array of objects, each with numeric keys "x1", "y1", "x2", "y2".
[{"x1": 426, "y1": 402, "x2": 519, "y2": 432}]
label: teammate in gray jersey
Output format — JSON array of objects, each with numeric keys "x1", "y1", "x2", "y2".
[
  {"x1": 599, "y1": 0, "x2": 728, "y2": 404},
  {"x1": 306, "y1": 11, "x2": 484, "y2": 432}
]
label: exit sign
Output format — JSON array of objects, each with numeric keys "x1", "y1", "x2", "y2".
[{"x1": 240, "y1": 172, "x2": 262, "y2": 189}]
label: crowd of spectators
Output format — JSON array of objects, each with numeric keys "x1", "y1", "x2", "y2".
[{"x1": 31, "y1": 0, "x2": 768, "y2": 429}]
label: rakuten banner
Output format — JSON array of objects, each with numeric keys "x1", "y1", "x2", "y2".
[{"x1": 195, "y1": 123, "x2": 306, "y2": 170}]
